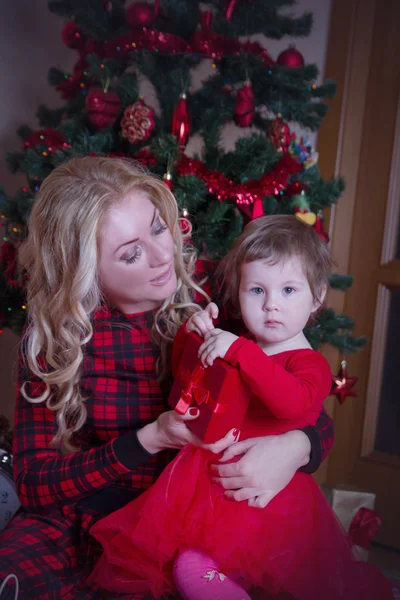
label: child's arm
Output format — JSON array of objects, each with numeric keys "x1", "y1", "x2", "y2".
[{"x1": 224, "y1": 337, "x2": 332, "y2": 420}]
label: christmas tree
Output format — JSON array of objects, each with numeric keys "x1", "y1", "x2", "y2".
[{"x1": 0, "y1": 0, "x2": 366, "y2": 358}]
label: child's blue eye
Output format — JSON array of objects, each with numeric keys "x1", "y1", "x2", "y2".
[
  {"x1": 250, "y1": 287, "x2": 263, "y2": 295},
  {"x1": 283, "y1": 287, "x2": 295, "y2": 295}
]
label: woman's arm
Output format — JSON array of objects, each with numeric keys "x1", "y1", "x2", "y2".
[
  {"x1": 14, "y1": 350, "x2": 237, "y2": 513},
  {"x1": 210, "y1": 407, "x2": 334, "y2": 507},
  {"x1": 298, "y1": 407, "x2": 335, "y2": 474}
]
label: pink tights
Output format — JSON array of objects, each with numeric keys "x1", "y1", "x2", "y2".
[{"x1": 173, "y1": 548, "x2": 251, "y2": 600}]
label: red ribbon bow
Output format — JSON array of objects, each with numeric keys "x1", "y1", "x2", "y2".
[
  {"x1": 348, "y1": 507, "x2": 382, "y2": 549},
  {"x1": 175, "y1": 363, "x2": 227, "y2": 415}
]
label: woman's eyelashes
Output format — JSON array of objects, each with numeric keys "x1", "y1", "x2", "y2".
[
  {"x1": 121, "y1": 221, "x2": 168, "y2": 264},
  {"x1": 153, "y1": 220, "x2": 167, "y2": 236}
]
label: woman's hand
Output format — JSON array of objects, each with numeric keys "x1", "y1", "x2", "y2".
[
  {"x1": 209, "y1": 430, "x2": 311, "y2": 508},
  {"x1": 186, "y1": 302, "x2": 219, "y2": 337},
  {"x1": 137, "y1": 408, "x2": 239, "y2": 455}
]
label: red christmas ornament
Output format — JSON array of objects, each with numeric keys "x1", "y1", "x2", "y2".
[
  {"x1": 163, "y1": 172, "x2": 173, "y2": 190},
  {"x1": 193, "y1": 258, "x2": 216, "y2": 303},
  {"x1": 179, "y1": 209, "x2": 192, "y2": 240},
  {"x1": 201, "y1": 10, "x2": 213, "y2": 33},
  {"x1": 314, "y1": 211, "x2": 329, "y2": 242},
  {"x1": 225, "y1": 0, "x2": 237, "y2": 20},
  {"x1": 0, "y1": 241, "x2": 18, "y2": 285},
  {"x1": 136, "y1": 147, "x2": 157, "y2": 166},
  {"x1": 120, "y1": 99, "x2": 155, "y2": 144},
  {"x1": 56, "y1": 77, "x2": 82, "y2": 100},
  {"x1": 126, "y1": 2, "x2": 155, "y2": 28},
  {"x1": 25, "y1": 129, "x2": 66, "y2": 151},
  {"x1": 268, "y1": 114, "x2": 292, "y2": 153},
  {"x1": 331, "y1": 360, "x2": 358, "y2": 405},
  {"x1": 171, "y1": 93, "x2": 191, "y2": 150},
  {"x1": 61, "y1": 21, "x2": 86, "y2": 50},
  {"x1": 86, "y1": 88, "x2": 121, "y2": 130},
  {"x1": 234, "y1": 81, "x2": 255, "y2": 127},
  {"x1": 277, "y1": 45, "x2": 305, "y2": 68}
]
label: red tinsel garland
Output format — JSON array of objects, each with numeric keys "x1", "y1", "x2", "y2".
[
  {"x1": 90, "y1": 150, "x2": 303, "y2": 211},
  {"x1": 76, "y1": 28, "x2": 274, "y2": 66},
  {"x1": 177, "y1": 153, "x2": 302, "y2": 205}
]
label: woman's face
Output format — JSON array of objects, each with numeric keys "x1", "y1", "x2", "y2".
[{"x1": 98, "y1": 189, "x2": 177, "y2": 314}]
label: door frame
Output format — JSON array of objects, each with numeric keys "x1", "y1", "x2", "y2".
[{"x1": 316, "y1": 0, "x2": 400, "y2": 547}]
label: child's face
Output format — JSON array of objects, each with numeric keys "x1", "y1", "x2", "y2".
[{"x1": 238, "y1": 256, "x2": 320, "y2": 349}]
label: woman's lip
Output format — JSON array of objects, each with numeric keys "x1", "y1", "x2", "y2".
[{"x1": 150, "y1": 265, "x2": 172, "y2": 285}]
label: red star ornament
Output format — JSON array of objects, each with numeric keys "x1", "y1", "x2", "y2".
[{"x1": 331, "y1": 360, "x2": 358, "y2": 405}]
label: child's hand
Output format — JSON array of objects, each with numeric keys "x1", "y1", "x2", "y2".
[
  {"x1": 198, "y1": 329, "x2": 238, "y2": 367},
  {"x1": 186, "y1": 302, "x2": 219, "y2": 337}
]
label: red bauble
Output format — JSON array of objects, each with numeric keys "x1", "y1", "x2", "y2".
[
  {"x1": 25, "y1": 129, "x2": 66, "y2": 151},
  {"x1": 120, "y1": 99, "x2": 155, "y2": 144},
  {"x1": 86, "y1": 88, "x2": 121, "y2": 130},
  {"x1": 277, "y1": 45, "x2": 305, "y2": 68},
  {"x1": 234, "y1": 81, "x2": 255, "y2": 127},
  {"x1": 314, "y1": 211, "x2": 330, "y2": 243},
  {"x1": 171, "y1": 93, "x2": 191, "y2": 149},
  {"x1": 268, "y1": 114, "x2": 292, "y2": 153},
  {"x1": 0, "y1": 241, "x2": 18, "y2": 284},
  {"x1": 163, "y1": 173, "x2": 173, "y2": 190},
  {"x1": 126, "y1": 2, "x2": 155, "y2": 28},
  {"x1": 331, "y1": 360, "x2": 358, "y2": 405},
  {"x1": 61, "y1": 21, "x2": 86, "y2": 50}
]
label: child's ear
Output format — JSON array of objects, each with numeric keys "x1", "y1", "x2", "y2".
[{"x1": 312, "y1": 285, "x2": 327, "y2": 314}]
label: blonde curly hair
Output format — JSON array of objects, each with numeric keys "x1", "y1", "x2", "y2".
[{"x1": 19, "y1": 156, "x2": 204, "y2": 452}]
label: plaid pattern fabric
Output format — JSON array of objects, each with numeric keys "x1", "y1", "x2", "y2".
[
  {"x1": 13, "y1": 307, "x2": 170, "y2": 513},
  {"x1": 316, "y1": 407, "x2": 334, "y2": 462},
  {"x1": 0, "y1": 306, "x2": 334, "y2": 598}
]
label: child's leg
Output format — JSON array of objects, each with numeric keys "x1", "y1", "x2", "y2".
[{"x1": 173, "y1": 548, "x2": 251, "y2": 600}]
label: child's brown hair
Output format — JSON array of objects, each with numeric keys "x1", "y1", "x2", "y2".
[{"x1": 220, "y1": 214, "x2": 331, "y2": 316}]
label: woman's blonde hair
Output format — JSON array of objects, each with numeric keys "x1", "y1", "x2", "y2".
[
  {"x1": 220, "y1": 214, "x2": 331, "y2": 316},
  {"x1": 19, "y1": 156, "x2": 203, "y2": 452}
]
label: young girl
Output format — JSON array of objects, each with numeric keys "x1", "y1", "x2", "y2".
[
  {"x1": 0, "y1": 159, "x2": 334, "y2": 600},
  {"x1": 89, "y1": 215, "x2": 392, "y2": 600}
]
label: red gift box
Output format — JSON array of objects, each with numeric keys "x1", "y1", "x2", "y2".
[{"x1": 168, "y1": 331, "x2": 251, "y2": 443}]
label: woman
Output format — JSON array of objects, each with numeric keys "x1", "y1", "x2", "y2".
[{"x1": 0, "y1": 157, "x2": 334, "y2": 600}]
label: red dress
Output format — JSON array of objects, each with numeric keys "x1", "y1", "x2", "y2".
[{"x1": 88, "y1": 334, "x2": 393, "y2": 599}]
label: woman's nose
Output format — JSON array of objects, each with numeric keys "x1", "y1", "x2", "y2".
[{"x1": 148, "y1": 240, "x2": 170, "y2": 267}]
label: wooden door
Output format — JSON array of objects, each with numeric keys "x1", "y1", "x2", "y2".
[{"x1": 315, "y1": 0, "x2": 400, "y2": 549}]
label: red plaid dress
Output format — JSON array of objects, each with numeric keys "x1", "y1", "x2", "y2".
[{"x1": 0, "y1": 307, "x2": 334, "y2": 599}]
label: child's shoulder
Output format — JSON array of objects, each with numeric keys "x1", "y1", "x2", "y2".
[{"x1": 275, "y1": 348, "x2": 331, "y2": 372}]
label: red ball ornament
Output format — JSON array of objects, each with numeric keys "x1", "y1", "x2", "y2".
[
  {"x1": 120, "y1": 99, "x2": 155, "y2": 144},
  {"x1": 86, "y1": 88, "x2": 121, "y2": 130},
  {"x1": 126, "y1": 2, "x2": 155, "y2": 28},
  {"x1": 314, "y1": 211, "x2": 330, "y2": 243},
  {"x1": 172, "y1": 93, "x2": 191, "y2": 150},
  {"x1": 331, "y1": 360, "x2": 358, "y2": 405},
  {"x1": 277, "y1": 45, "x2": 305, "y2": 68},
  {"x1": 61, "y1": 21, "x2": 86, "y2": 50},
  {"x1": 268, "y1": 114, "x2": 292, "y2": 153},
  {"x1": 234, "y1": 81, "x2": 255, "y2": 128},
  {"x1": 163, "y1": 173, "x2": 173, "y2": 190},
  {"x1": 25, "y1": 129, "x2": 66, "y2": 151}
]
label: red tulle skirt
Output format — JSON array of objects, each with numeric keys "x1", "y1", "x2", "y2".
[{"x1": 88, "y1": 445, "x2": 392, "y2": 599}]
